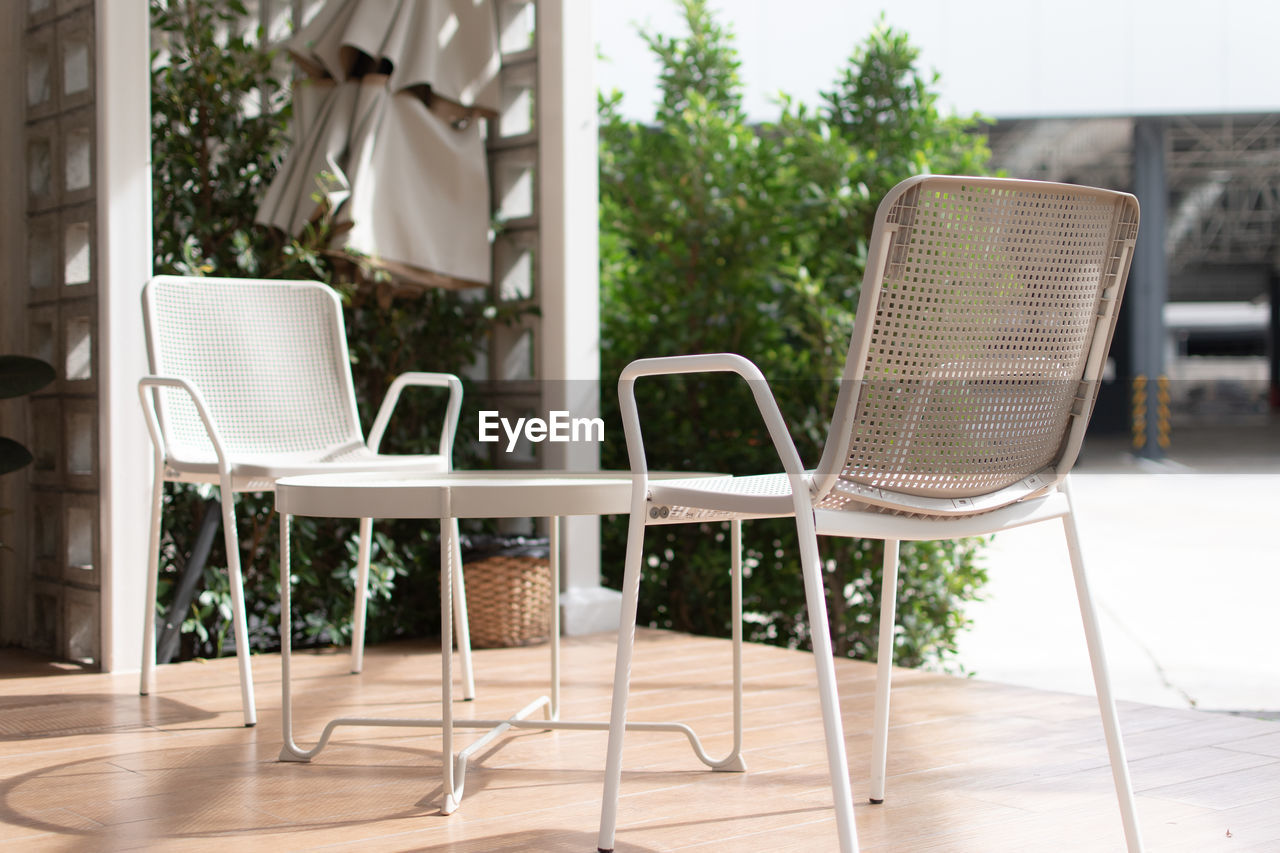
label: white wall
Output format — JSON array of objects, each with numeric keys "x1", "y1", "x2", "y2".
[
  {"x1": 596, "y1": 0, "x2": 1280, "y2": 121},
  {"x1": 540, "y1": 0, "x2": 620, "y2": 635},
  {"x1": 96, "y1": 0, "x2": 154, "y2": 672}
]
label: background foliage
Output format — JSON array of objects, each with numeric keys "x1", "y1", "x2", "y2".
[
  {"x1": 149, "y1": 0, "x2": 501, "y2": 657},
  {"x1": 152, "y1": 0, "x2": 996, "y2": 671},
  {"x1": 598, "y1": 1, "x2": 993, "y2": 668}
]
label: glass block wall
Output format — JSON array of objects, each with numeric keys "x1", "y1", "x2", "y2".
[
  {"x1": 258, "y1": 0, "x2": 543, "y2": 466},
  {"x1": 22, "y1": 0, "x2": 101, "y2": 664},
  {"x1": 485, "y1": 0, "x2": 543, "y2": 468},
  {"x1": 2, "y1": 0, "x2": 547, "y2": 664}
]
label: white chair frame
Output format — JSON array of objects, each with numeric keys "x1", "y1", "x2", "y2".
[
  {"x1": 137, "y1": 275, "x2": 472, "y2": 727},
  {"x1": 598, "y1": 176, "x2": 1144, "y2": 853}
]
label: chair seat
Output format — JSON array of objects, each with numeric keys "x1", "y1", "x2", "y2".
[
  {"x1": 647, "y1": 471, "x2": 1070, "y2": 534},
  {"x1": 813, "y1": 488, "x2": 1071, "y2": 541},
  {"x1": 648, "y1": 473, "x2": 797, "y2": 521},
  {"x1": 165, "y1": 448, "x2": 449, "y2": 490},
  {"x1": 815, "y1": 468, "x2": 1059, "y2": 519}
]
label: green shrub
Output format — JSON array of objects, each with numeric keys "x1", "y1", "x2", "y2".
[{"x1": 598, "y1": 1, "x2": 992, "y2": 669}]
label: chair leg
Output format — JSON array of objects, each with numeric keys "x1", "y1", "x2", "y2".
[
  {"x1": 440, "y1": 515, "x2": 460, "y2": 814},
  {"x1": 140, "y1": 460, "x2": 165, "y2": 697},
  {"x1": 218, "y1": 481, "x2": 256, "y2": 727},
  {"x1": 723, "y1": 519, "x2": 745, "y2": 771},
  {"x1": 596, "y1": 508, "x2": 649, "y2": 853},
  {"x1": 350, "y1": 517, "x2": 373, "y2": 674},
  {"x1": 1062, "y1": 505, "x2": 1144, "y2": 852},
  {"x1": 795, "y1": 507, "x2": 860, "y2": 853},
  {"x1": 869, "y1": 538, "x2": 900, "y2": 804}
]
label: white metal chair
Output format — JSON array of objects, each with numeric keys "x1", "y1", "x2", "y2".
[
  {"x1": 598, "y1": 176, "x2": 1144, "y2": 853},
  {"x1": 138, "y1": 275, "x2": 473, "y2": 727}
]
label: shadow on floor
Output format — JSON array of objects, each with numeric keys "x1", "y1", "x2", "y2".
[{"x1": 0, "y1": 694, "x2": 217, "y2": 740}]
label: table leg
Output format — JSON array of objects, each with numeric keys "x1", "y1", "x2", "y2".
[
  {"x1": 450, "y1": 518, "x2": 475, "y2": 701},
  {"x1": 278, "y1": 511, "x2": 352, "y2": 762},
  {"x1": 278, "y1": 512, "x2": 310, "y2": 762},
  {"x1": 274, "y1": 482, "x2": 740, "y2": 812}
]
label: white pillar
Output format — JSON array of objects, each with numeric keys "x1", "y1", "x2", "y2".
[
  {"x1": 96, "y1": 0, "x2": 154, "y2": 672},
  {"x1": 1130, "y1": 118, "x2": 1169, "y2": 460},
  {"x1": 537, "y1": 0, "x2": 618, "y2": 635}
]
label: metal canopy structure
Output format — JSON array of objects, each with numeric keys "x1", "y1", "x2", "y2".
[
  {"x1": 986, "y1": 113, "x2": 1280, "y2": 289},
  {"x1": 1165, "y1": 114, "x2": 1280, "y2": 273}
]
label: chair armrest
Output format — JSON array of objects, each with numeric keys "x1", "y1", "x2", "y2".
[
  {"x1": 367, "y1": 372, "x2": 463, "y2": 466},
  {"x1": 618, "y1": 353, "x2": 808, "y2": 485},
  {"x1": 137, "y1": 375, "x2": 231, "y2": 476}
]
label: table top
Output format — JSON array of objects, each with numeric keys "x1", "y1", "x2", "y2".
[{"x1": 275, "y1": 469, "x2": 727, "y2": 520}]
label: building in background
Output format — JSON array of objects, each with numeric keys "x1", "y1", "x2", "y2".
[{"x1": 598, "y1": 0, "x2": 1280, "y2": 449}]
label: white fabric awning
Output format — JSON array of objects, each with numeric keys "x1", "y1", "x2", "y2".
[
  {"x1": 256, "y1": 0, "x2": 500, "y2": 288},
  {"x1": 288, "y1": 0, "x2": 501, "y2": 108}
]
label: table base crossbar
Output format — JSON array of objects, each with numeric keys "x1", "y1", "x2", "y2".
[
  {"x1": 280, "y1": 503, "x2": 746, "y2": 815},
  {"x1": 279, "y1": 694, "x2": 745, "y2": 813}
]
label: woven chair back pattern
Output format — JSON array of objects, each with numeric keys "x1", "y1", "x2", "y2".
[
  {"x1": 832, "y1": 177, "x2": 1139, "y2": 501},
  {"x1": 144, "y1": 277, "x2": 363, "y2": 464}
]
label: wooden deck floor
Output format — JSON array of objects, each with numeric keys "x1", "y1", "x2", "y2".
[{"x1": 1, "y1": 630, "x2": 1277, "y2": 851}]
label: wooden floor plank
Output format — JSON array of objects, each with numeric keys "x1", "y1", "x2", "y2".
[{"x1": 0, "y1": 631, "x2": 1275, "y2": 851}]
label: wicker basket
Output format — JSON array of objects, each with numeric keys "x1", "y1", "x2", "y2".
[{"x1": 464, "y1": 553, "x2": 552, "y2": 648}]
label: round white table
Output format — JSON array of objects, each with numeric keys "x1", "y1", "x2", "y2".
[{"x1": 274, "y1": 470, "x2": 741, "y2": 814}]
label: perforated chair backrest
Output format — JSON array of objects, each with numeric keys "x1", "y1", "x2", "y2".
[
  {"x1": 143, "y1": 276, "x2": 364, "y2": 465},
  {"x1": 813, "y1": 176, "x2": 1139, "y2": 512}
]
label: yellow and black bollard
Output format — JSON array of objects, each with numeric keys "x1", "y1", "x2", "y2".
[
  {"x1": 1156, "y1": 375, "x2": 1171, "y2": 450},
  {"x1": 1131, "y1": 374, "x2": 1171, "y2": 455},
  {"x1": 1131, "y1": 375, "x2": 1147, "y2": 451}
]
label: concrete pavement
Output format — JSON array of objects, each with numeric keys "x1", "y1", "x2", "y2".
[{"x1": 953, "y1": 418, "x2": 1280, "y2": 715}]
